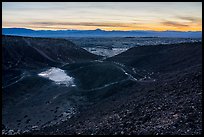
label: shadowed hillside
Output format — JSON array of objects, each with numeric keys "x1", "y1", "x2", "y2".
[
  {"x1": 2, "y1": 35, "x2": 101, "y2": 70},
  {"x1": 23, "y1": 42, "x2": 202, "y2": 135},
  {"x1": 2, "y1": 35, "x2": 101, "y2": 88},
  {"x1": 2, "y1": 36, "x2": 202, "y2": 135},
  {"x1": 108, "y1": 42, "x2": 202, "y2": 73}
]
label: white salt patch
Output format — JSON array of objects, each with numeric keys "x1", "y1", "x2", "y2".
[{"x1": 38, "y1": 67, "x2": 75, "y2": 87}]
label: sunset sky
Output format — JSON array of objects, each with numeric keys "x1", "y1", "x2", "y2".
[{"x1": 2, "y1": 2, "x2": 202, "y2": 31}]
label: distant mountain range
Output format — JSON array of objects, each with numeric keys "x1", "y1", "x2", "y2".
[{"x1": 2, "y1": 28, "x2": 202, "y2": 38}]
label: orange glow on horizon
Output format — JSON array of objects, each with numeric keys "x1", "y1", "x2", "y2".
[
  {"x1": 3, "y1": 22, "x2": 202, "y2": 32},
  {"x1": 3, "y1": 2, "x2": 202, "y2": 32}
]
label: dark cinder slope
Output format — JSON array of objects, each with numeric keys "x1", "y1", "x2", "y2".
[
  {"x1": 2, "y1": 35, "x2": 100, "y2": 70},
  {"x1": 2, "y1": 36, "x2": 103, "y2": 133},
  {"x1": 2, "y1": 35, "x2": 101, "y2": 87},
  {"x1": 108, "y1": 42, "x2": 202, "y2": 73},
  {"x1": 1, "y1": 34, "x2": 202, "y2": 135},
  {"x1": 26, "y1": 42, "x2": 202, "y2": 135}
]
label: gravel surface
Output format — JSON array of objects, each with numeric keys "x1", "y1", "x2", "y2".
[
  {"x1": 24, "y1": 43, "x2": 202, "y2": 135},
  {"x1": 2, "y1": 39, "x2": 202, "y2": 135}
]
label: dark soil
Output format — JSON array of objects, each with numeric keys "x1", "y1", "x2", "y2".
[
  {"x1": 2, "y1": 36, "x2": 202, "y2": 135},
  {"x1": 25, "y1": 42, "x2": 202, "y2": 135}
]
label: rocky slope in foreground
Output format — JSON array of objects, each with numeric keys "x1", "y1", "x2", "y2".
[{"x1": 23, "y1": 42, "x2": 202, "y2": 135}]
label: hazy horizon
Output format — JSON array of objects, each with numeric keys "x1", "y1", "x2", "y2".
[
  {"x1": 2, "y1": 2, "x2": 202, "y2": 31},
  {"x1": 2, "y1": 27, "x2": 202, "y2": 32}
]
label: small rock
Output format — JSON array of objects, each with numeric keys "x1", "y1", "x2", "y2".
[
  {"x1": 25, "y1": 119, "x2": 31, "y2": 124},
  {"x1": 24, "y1": 115, "x2": 28, "y2": 118},
  {"x1": 32, "y1": 126, "x2": 38, "y2": 129},
  {"x1": 8, "y1": 129, "x2": 14, "y2": 135}
]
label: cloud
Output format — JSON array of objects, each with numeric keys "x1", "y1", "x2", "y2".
[
  {"x1": 29, "y1": 21, "x2": 135, "y2": 28},
  {"x1": 177, "y1": 16, "x2": 201, "y2": 22},
  {"x1": 161, "y1": 21, "x2": 189, "y2": 27}
]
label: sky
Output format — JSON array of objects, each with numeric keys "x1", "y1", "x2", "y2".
[{"x1": 2, "y1": 2, "x2": 202, "y2": 31}]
